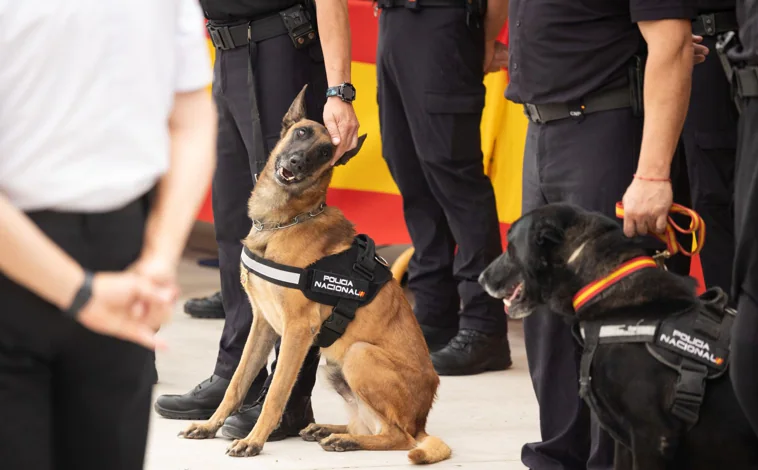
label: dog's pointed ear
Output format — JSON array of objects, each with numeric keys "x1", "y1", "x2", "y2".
[
  {"x1": 334, "y1": 134, "x2": 368, "y2": 166},
  {"x1": 281, "y1": 85, "x2": 308, "y2": 137}
]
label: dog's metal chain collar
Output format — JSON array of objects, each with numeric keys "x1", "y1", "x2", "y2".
[{"x1": 252, "y1": 203, "x2": 326, "y2": 232}]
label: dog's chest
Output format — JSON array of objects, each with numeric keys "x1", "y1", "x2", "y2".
[{"x1": 243, "y1": 270, "x2": 287, "y2": 335}]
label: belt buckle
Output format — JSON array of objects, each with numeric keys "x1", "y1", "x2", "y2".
[
  {"x1": 524, "y1": 104, "x2": 542, "y2": 124},
  {"x1": 207, "y1": 24, "x2": 234, "y2": 50},
  {"x1": 699, "y1": 13, "x2": 716, "y2": 36}
]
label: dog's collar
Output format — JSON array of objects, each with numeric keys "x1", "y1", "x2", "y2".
[
  {"x1": 252, "y1": 202, "x2": 326, "y2": 232},
  {"x1": 572, "y1": 256, "x2": 659, "y2": 312}
]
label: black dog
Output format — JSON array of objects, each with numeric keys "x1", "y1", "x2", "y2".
[{"x1": 479, "y1": 203, "x2": 758, "y2": 470}]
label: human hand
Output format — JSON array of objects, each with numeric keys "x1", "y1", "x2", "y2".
[
  {"x1": 129, "y1": 253, "x2": 180, "y2": 330},
  {"x1": 485, "y1": 41, "x2": 509, "y2": 74},
  {"x1": 621, "y1": 177, "x2": 673, "y2": 238},
  {"x1": 693, "y1": 35, "x2": 709, "y2": 65},
  {"x1": 77, "y1": 272, "x2": 176, "y2": 350},
  {"x1": 324, "y1": 96, "x2": 360, "y2": 166}
]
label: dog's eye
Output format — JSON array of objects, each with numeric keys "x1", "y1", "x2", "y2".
[
  {"x1": 321, "y1": 149, "x2": 329, "y2": 157},
  {"x1": 296, "y1": 128, "x2": 306, "y2": 138}
]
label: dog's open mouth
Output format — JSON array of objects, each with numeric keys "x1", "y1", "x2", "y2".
[
  {"x1": 276, "y1": 166, "x2": 300, "y2": 185},
  {"x1": 502, "y1": 281, "x2": 525, "y2": 316}
]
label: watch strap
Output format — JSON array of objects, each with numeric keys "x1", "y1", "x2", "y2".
[{"x1": 64, "y1": 270, "x2": 94, "y2": 318}]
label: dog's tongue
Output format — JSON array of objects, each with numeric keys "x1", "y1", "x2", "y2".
[
  {"x1": 508, "y1": 283, "x2": 522, "y2": 303},
  {"x1": 503, "y1": 283, "x2": 523, "y2": 313}
]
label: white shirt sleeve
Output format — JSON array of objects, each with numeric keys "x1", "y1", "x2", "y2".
[{"x1": 174, "y1": 0, "x2": 212, "y2": 92}]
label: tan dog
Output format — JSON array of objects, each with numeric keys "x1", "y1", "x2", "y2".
[{"x1": 179, "y1": 86, "x2": 451, "y2": 464}]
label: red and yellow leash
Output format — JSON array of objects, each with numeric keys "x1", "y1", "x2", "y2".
[{"x1": 572, "y1": 203, "x2": 707, "y2": 312}]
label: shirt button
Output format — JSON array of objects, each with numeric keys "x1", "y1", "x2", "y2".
[
  {"x1": 517, "y1": 20, "x2": 522, "y2": 27},
  {"x1": 513, "y1": 63, "x2": 518, "y2": 70}
]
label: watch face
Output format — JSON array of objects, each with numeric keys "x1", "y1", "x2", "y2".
[{"x1": 341, "y1": 84, "x2": 356, "y2": 101}]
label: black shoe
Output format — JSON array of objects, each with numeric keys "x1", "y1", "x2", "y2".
[
  {"x1": 419, "y1": 324, "x2": 458, "y2": 353},
  {"x1": 184, "y1": 291, "x2": 225, "y2": 319},
  {"x1": 153, "y1": 375, "x2": 260, "y2": 420},
  {"x1": 431, "y1": 329, "x2": 512, "y2": 376},
  {"x1": 220, "y1": 393, "x2": 314, "y2": 441}
]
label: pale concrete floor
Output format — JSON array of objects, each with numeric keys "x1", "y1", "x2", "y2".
[{"x1": 145, "y1": 252, "x2": 540, "y2": 470}]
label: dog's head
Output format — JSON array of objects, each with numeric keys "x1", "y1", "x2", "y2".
[
  {"x1": 479, "y1": 203, "x2": 636, "y2": 320},
  {"x1": 268, "y1": 85, "x2": 366, "y2": 194}
]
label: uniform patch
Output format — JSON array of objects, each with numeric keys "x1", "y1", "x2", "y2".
[
  {"x1": 310, "y1": 270, "x2": 369, "y2": 300},
  {"x1": 655, "y1": 323, "x2": 728, "y2": 370}
]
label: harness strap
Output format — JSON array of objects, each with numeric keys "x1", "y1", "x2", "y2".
[
  {"x1": 241, "y1": 246, "x2": 305, "y2": 289},
  {"x1": 578, "y1": 323, "x2": 600, "y2": 400},
  {"x1": 671, "y1": 359, "x2": 708, "y2": 428},
  {"x1": 615, "y1": 202, "x2": 706, "y2": 258},
  {"x1": 314, "y1": 235, "x2": 379, "y2": 348}
]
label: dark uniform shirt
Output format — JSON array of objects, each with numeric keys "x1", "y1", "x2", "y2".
[
  {"x1": 696, "y1": 0, "x2": 735, "y2": 13},
  {"x1": 199, "y1": 0, "x2": 303, "y2": 23},
  {"x1": 732, "y1": 0, "x2": 758, "y2": 63},
  {"x1": 505, "y1": 0, "x2": 697, "y2": 105}
]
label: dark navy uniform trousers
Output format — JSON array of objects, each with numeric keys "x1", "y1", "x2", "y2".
[
  {"x1": 679, "y1": 34, "x2": 739, "y2": 294},
  {"x1": 376, "y1": 7, "x2": 507, "y2": 336},
  {"x1": 210, "y1": 29, "x2": 326, "y2": 398},
  {"x1": 520, "y1": 108, "x2": 645, "y2": 470}
]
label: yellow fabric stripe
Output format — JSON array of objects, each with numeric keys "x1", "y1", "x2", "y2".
[{"x1": 573, "y1": 258, "x2": 658, "y2": 309}]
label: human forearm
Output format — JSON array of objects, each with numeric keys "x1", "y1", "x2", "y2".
[
  {"x1": 315, "y1": 0, "x2": 352, "y2": 87},
  {"x1": 0, "y1": 195, "x2": 84, "y2": 309},
  {"x1": 485, "y1": 0, "x2": 509, "y2": 43},
  {"x1": 636, "y1": 19, "x2": 693, "y2": 178},
  {"x1": 141, "y1": 89, "x2": 217, "y2": 265}
]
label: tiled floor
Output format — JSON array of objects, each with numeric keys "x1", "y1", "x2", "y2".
[{"x1": 145, "y1": 252, "x2": 540, "y2": 470}]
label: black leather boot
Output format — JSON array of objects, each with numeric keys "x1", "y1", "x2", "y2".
[
  {"x1": 183, "y1": 291, "x2": 225, "y2": 319},
  {"x1": 419, "y1": 324, "x2": 458, "y2": 353},
  {"x1": 430, "y1": 329, "x2": 512, "y2": 376},
  {"x1": 153, "y1": 375, "x2": 261, "y2": 420},
  {"x1": 220, "y1": 392, "x2": 314, "y2": 441}
]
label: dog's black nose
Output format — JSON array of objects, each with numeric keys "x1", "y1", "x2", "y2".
[{"x1": 289, "y1": 154, "x2": 305, "y2": 172}]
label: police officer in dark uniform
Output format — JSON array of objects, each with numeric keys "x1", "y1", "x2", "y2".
[
  {"x1": 678, "y1": 0, "x2": 740, "y2": 295},
  {"x1": 725, "y1": 0, "x2": 758, "y2": 439},
  {"x1": 154, "y1": 0, "x2": 360, "y2": 440},
  {"x1": 505, "y1": 0, "x2": 699, "y2": 467},
  {"x1": 374, "y1": 0, "x2": 512, "y2": 376}
]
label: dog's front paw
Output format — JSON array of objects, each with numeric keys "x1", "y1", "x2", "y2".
[
  {"x1": 226, "y1": 439, "x2": 263, "y2": 457},
  {"x1": 319, "y1": 434, "x2": 360, "y2": 452},
  {"x1": 300, "y1": 424, "x2": 335, "y2": 442},
  {"x1": 178, "y1": 422, "x2": 219, "y2": 440}
]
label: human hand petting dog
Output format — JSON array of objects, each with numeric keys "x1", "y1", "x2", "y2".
[
  {"x1": 621, "y1": 177, "x2": 673, "y2": 237},
  {"x1": 324, "y1": 96, "x2": 360, "y2": 166}
]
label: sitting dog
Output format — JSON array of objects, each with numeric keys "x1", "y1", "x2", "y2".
[
  {"x1": 479, "y1": 203, "x2": 758, "y2": 470},
  {"x1": 179, "y1": 86, "x2": 451, "y2": 464}
]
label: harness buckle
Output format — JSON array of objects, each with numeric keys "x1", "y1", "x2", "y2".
[
  {"x1": 653, "y1": 250, "x2": 670, "y2": 269},
  {"x1": 671, "y1": 360, "x2": 708, "y2": 426}
]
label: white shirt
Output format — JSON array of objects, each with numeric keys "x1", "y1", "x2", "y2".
[{"x1": 0, "y1": 0, "x2": 212, "y2": 212}]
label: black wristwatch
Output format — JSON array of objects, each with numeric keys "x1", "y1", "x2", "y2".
[
  {"x1": 64, "y1": 270, "x2": 94, "y2": 318},
  {"x1": 326, "y1": 83, "x2": 356, "y2": 102}
]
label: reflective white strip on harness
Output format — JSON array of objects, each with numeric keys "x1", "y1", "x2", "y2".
[
  {"x1": 240, "y1": 249, "x2": 301, "y2": 286},
  {"x1": 579, "y1": 324, "x2": 657, "y2": 340}
]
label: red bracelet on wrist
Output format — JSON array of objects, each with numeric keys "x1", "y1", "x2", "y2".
[{"x1": 633, "y1": 173, "x2": 671, "y2": 182}]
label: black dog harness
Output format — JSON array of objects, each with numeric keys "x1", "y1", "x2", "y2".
[
  {"x1": 240, "y1": 234, "x2": 393, "y2": 348},
  {"x1": 571, "y1": 257, "x2": 735, "y2": 442}
]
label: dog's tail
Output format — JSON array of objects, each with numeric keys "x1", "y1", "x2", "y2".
[{"x1": 408, "y1": 431, "x2": 451, "y2": 465}]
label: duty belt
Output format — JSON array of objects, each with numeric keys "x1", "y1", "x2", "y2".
[
  {"x1": 207, "y1": 6, "x2": 317, "y2": 51},
  {"x1": 523, "y1": 86, "x2": 632, "y2": 124},
  {"x1": 376, "y1": 0, "x2": 465, "y2": 7},
  {"x1": 692, "y1": 11, "x2": 738, "y2": 37}
]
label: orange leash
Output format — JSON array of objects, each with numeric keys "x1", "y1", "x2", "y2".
[{"x1": 614, "y1": 202, "x2": 706, "y2": 258}]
